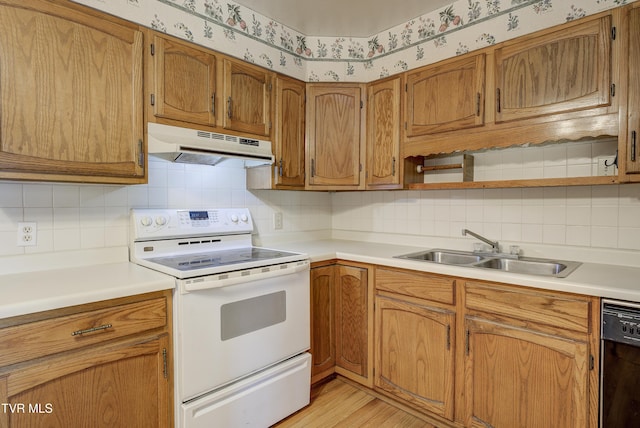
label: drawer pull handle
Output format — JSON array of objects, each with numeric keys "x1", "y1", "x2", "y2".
[{"x1": 71, "y1": 323, "x2": 113, "y2": 336}]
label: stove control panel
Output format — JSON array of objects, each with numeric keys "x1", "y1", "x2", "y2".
[{"x1": 131, "y1": 208, "x2": 253, "y2": 240}]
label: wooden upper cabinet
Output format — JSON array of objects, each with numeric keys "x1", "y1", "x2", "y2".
[
  {"x1": 495, "y1": 15, "x2": 612, "y2": 123},
  {"x1": 0, "y1": 0, "x2": 144, "y2": 183},
  {"x1": 306, "y1": 84, "x2": 364, "y2": 189},
  {"x1": 223, "y1": 58, "x2": 273, "y2": 137},
  {"x1": 149, "y1": 33, "x2": 217, "y2": 127},
  {"x1": 274, "y1": 76, "x2": 305, "y2": 187},
  {"x1": 405, "y1": 54, "x2": 485, "y2": 137},
  {"x1": 366, "y1": 76, "x2": 401, "y2": 188},
  {"x1": 625, "y1": 6, "x2": 640, "y2": 175}
]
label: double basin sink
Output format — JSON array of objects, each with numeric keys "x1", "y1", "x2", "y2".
[{"x1": 395, "y1": 249, "x2": 581, "y2": 278}]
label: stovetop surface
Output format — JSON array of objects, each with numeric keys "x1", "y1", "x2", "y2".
[{"x1": 145, "y1": 247, "x2": 301, "y2": 272}]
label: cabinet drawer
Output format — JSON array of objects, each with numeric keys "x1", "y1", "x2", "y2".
[
  {"x1": 375, "y1": 267, "x2": 455, "y2": 305},
  {"x1": 0, "y1": 297, "x2": 167, "y2": 367},
  {"x1": 465, "y1": 281, "x2": 591, "y2": 333}
]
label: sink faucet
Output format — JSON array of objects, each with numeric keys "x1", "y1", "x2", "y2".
[{"x1": 462, "y1": 229, "x2": 499, "y2": 252}]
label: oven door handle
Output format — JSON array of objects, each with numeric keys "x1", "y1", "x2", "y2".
[{"x1": 182, "y1": 261, "x2": 309, "y2": 292}]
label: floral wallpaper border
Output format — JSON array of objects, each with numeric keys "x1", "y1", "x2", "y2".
[{"x1": 75, "y1": 0, "x2": 631, "y2": 82}]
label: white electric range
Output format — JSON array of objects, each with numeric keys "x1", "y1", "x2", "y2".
[{"x1": 129, "y1": 208, "x2": 311, "y2": 428}]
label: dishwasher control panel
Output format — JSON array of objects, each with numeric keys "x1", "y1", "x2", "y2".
[{"x1": 602, "y1": 300, "x2": 640, "y2": 346}]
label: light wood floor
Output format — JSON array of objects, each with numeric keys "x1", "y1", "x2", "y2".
[{"x1": 272, "y1": 378, "x2": 437, "y2": 428}]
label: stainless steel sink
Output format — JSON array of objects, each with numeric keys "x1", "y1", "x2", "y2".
[
  {"x1": 472, "y1": 256, "x2": 581, "y2": 278},
  {"x1": 394, "y1": 249, "x2": 581, "y2": 278},
  {"x1": 395, "y1": 249, "x2": 485, "y2": 265}
]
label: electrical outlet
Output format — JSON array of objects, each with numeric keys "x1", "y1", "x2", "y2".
[
  {"x1": 597, "y1": 156, "x2": 617, "y2": 176},
  {"x1": 273, "y1": 212, "x2": 283, "y2": 230},
  {"x1": 17, "y1": 222, "x2": 37, "y2": 247}
]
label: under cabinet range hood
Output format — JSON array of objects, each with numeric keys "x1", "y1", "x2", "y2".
[{"x1": 147, "y1": 122, "x2": 274, "y2": 167}]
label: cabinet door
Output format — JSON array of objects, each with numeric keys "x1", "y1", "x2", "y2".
[
  {"x1": 366, "y1": 76, "x2": 401, "y2": 188},
  {"x1": 0, "y1": 336, "x2": 171, "y2": 428},
  {"x1": 223, "y1": 59, "x2": 272, "y2": 136},
  {"x1": 495, "y1": 16, "x2": 611, "y2": 123},
  {"x1": 405, "y1": 54, "x2": 485, "y2": 137},
  {"x1": 334, "y1": 265, "x2": 368, "y2": 379},
  {"x1": 150, "y1": 34, "x2": 217, "y2": 127},
  {"x1": 626, "y1": 7, "x2": 640, "y2": 174},
  {"x1": 375, "y1": 295, "x2": 455, "y2": 420},
  {"x1": 464, "y1": 317, "x2": 590, "y2": 428},
  {"x1": 310, "y1": 266, "x2": 335, "y2": 382},
  {"x1": 0, "y1": 0, "x2": 144, "y2": 183},
  {"x1": 307, "y1": 85, "x2": 363, "y2": 188},
  {"x1": 274, "y1": 76, "x2": 305, "y2": 187}
]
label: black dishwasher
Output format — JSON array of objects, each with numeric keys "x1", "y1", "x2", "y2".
[{"x1": 601, "y1": 299, "x2": 640, "y2": 427}]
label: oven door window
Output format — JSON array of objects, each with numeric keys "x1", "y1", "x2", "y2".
[
  {"x1": 220, "y1": 291, "x2": 286, "y2": 340},
  {"x1": 602, "y1": 340, "x2": 640, "y2": 427}
]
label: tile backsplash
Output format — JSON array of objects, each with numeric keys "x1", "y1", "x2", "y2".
[
  {"x1": 0, "y1": 158, "x2": 331, "y2": 257},
  {"x1": 1, "y1": 157, "x2": 639, "y2": 259},
  {"x1": 332, "y1": 184, "x2": 640, "y2": 251}
]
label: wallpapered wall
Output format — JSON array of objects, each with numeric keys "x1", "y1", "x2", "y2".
[{"x1": 74, "y1": 0, "x2": 630, "y2": 82}]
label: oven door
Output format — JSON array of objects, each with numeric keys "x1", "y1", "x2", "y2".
[{"x1": 175, "y1": 260, "x2": 310, "y2": 402}]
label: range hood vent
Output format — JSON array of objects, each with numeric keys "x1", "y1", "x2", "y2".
[{"x1": 148, "y1": 122, "x2": 274, "y2": 167}]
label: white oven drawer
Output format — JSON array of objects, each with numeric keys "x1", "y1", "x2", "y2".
[{"x1": 181, "y1": 352, "x2": 311, "y2": 428}]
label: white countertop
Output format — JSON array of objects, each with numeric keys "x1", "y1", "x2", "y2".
[
  {"x1": 272, "y1": 239, "x2": 640, "y2": 302},
  {"x1": 0, "y1": 262, "x2": 174, "y2": 319},
  {"x1": 1, "y1": 238, "x2": 638, "y2": 320}
]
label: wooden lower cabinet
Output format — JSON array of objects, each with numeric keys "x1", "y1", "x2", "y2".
[
  {"x1": 310, "y1": 265, "x2": 335, "y2": 382},
  {"x1": 310, "y1": 262, "x2": 372, "y2": 386},
  {"x1": 0, "y1": 291, "x2": 172, "y2": 428},
  {"x1": 334, "y1": 264, "x2": 370, "y2": 384},
  {"x1": 375, "y1": 295, "x2": 455, "y2": 420},
  {"x1": 370, "y1": 267, "x2": 599, "y2": 428},
  {"x1": 464, "y1": 318, "x2": 589, "y2": 428},
  {"x1": 374, "y1": 267, "x2": 456, "y2": 422},
  {"x1": 0, "y1": 336, "x2": 170, "y2": 428},
  {"x1": 463, "y1": 280, "x2": 599, "y2": 428}
]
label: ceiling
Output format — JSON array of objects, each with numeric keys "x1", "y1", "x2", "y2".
[{"x1": 233, "y1": 0, "x2": 453, "y2": 37}]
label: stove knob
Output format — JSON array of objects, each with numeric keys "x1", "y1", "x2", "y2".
[
  {"x1": 155, "y1": 216, "x2": 167, "y2": 226},
  {"x1": 140, "y1": 216, "x2": 153, "y2": 227},
  {"x1": 240, "y1": 214, "x2": 249, "y2": 223},
  {"x1": 230, "y1": 214, "x2": 239, "y2": 223}
]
